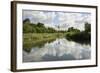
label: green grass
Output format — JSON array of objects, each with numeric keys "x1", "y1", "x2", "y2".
[
  {"x1": 23, "y1": 31, "x2": 90, "y2": 53},
  {"x1": 23, "y1": 33, "x2": 66, "y2": 52}
]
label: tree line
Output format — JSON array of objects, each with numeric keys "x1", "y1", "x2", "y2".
[
  {"x1": 23, "y1": 18, "x2": 57, "y2": 33},
  {"x1": 66, "y1": 22, "x2": 91, "y2": 44},
  {"x1": 23, "y1": 18, "x2": 90, "y2": 33}
]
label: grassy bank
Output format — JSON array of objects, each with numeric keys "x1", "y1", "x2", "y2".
[{"x1": 23, "y1": 33, "x2": 65, "y2": 52}]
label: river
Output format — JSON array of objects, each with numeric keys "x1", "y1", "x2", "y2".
[{"x1": 23, "y1": 38, "x2": 91, "y2": 62}]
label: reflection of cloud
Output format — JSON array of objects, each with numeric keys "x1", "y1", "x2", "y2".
[
  {"x1": 23, "y1": 38, "x2": 91, "y2": 62},
  {"x1": 23, "y1": 10, "x2": 91, "y2": 31}
]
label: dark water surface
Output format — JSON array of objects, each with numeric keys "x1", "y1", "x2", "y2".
[{"x1": 23, "y1": 38, "x2": 91, "y2": 62}]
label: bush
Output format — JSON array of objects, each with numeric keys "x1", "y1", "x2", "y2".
[{"x1": 66, "y1": 31, "x2": 91, "y2": 44}]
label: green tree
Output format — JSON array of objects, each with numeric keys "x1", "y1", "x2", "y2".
[
  {"x1": 85, "y1": 22, "x2": 91, "y2": 32},
  {"x1": 47, "y1": 27, "x2": 56, "y2": 33},
  {"x1": 23, "y1": 18, "x2": 30, "y2": 24},
  {"x1": 67, "y1": 27, "x2": 80, "y2": 32},
  {"x1": 23, "y1": 23, "x2": 32, "y2": 33},
  {"x1": 23, "y1": 19, "x2": 58, "y2": 33},
  {"x1": 37, "y1": 22, "x2": 44, "y2": 27}
]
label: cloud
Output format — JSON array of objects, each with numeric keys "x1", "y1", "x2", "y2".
[
  {"x1": 23, "y1": 10, "x2": 91, "y2": 31},
  {"x1": 55, "y1": 12, "x2": 91, "y2": 30},
  {"x1": 23, "y1": 10, "x2": 57, "y2": 27}
]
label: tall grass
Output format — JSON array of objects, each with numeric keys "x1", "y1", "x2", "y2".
[{"x1": 23, "y1": 33, "x2": 66, "y2": 52}]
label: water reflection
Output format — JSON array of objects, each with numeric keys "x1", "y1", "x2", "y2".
[
  {"x1": 23, "y1": 38, "x2": 91, "y2": 62},
  {"x1": 23, "y1": 38, "x2": 56, "y2": 52}
]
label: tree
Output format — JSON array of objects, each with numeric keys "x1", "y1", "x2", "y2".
[
  {"x1": 23, "y1": 23, "x2": 32, "y2": 33},
  {"x1": 37, "y1": 22, "x2": 44, "y2": 27},
  {"x1": 23, "y1": 19, "x2": 58, "y2": 33},
  {"x1": 85, "y1": 22, "x2": 91, "y2": 32},
  {"x1": 47, "y1": 27, "x2": 56, "y2": 33},
  {"x1": 23, "y1": 18, "x2": 30, "y2": 24},
  {"x1": 67, "y1": 27, "x2": 80, "y2": 32}
]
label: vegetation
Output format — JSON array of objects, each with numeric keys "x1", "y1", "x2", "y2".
[
  {"x1": 66, "y1": 22, "x2": 91, "y2": 44},
  {"x1": 23, "y1": 19, "x2": 57, "y2": 33},
  {"x1": 23, "y1": 33, "x2": 66, "y2": 52},
  {"x1": 85, "y1": 22, "x2": 91, "y2": 32},
  {"x1": 23, "y1": 18, "x2": 91, "y2": 52},
  {"x1": 67, "y1": 27, "x2": 80, "y2": 32}
]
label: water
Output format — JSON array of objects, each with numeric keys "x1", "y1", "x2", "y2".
[{"x1": 23, "y1": 38, "x2": 91, "y2": 62}]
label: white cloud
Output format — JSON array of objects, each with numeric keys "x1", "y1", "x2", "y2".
[
  {"x1": 23, "y1": 10, "x2": 91, "y2": 31},
  {"x1": 55, "y1": 12, "x2": 91, "y2": 30}
]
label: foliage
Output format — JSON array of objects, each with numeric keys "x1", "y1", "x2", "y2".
[
  {"x1": 23, "y1": 19, "x2": 57, "y2": 33},
  {"x1": 85, "y1": 22, "x2": 91, "y2": 32},
  {"x1": 23, "y1": 18, "x2": 30, "y2": 24},
  {"x1": 23, "y1": 18, "x2": 91, "y2": 45},
  {"x1": 23, "y1": 23, "x2": 33, "y2": 33},
  {"x1": 66, "y1": 22, "x2": 91, "y2": 44},
  {"x1": 66, "y1": 31, "x2": 91, "y2": 44},
  {"x1": 23, "y1": 33, "x2": 59, "y2": 52},
  {"x1": 67, "y1": 27, "x2": 80, "y2": 32}
]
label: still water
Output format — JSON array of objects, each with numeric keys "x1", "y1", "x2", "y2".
[{"x1": 23, "y1": 38, "x2": 91, "y2": 62}]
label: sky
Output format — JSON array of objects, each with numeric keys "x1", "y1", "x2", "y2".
[{"x1": 22, "y1": 10, "x2": 91, "y2": 31}]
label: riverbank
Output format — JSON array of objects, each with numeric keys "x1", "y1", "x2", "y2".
[
  {"x1": 66, "y1": 31, "x2": 91, "y2": 44},
  {"x1": 23, "y1": 33, "x2": 66, "y2": 52},
  {"x1": 23, "y1": 31, "x2": 91, "y2": 52}
]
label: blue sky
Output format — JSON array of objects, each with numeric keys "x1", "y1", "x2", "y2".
[{"x1": 23, "y1": 10, "x2": 91, "y2": 31}]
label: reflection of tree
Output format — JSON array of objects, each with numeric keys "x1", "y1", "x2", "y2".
[
  {"x1": 23, "y1": 18, "x2": 91, "y2": 51},
  {"x1": 66, "y1": 22, "x2": 91, "y2": 45},
  {"x1": 55, "y1": 25, "x2": 61, "y2": 44},
  {"x1": 24, "y1": 38, "x2": 56, "y2": 53}
]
